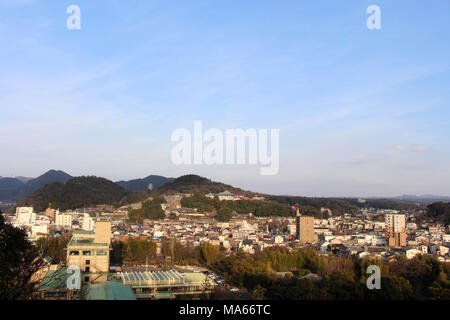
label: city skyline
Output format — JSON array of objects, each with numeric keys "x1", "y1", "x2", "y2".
[{"x1": 1, "y1": 0, "x2": 449, "y2": 197}]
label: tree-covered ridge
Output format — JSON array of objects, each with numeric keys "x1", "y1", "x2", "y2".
[
  {"x1": 267, "y1": 195, "x2": 421, "y2": 215},
  {"x1": 156, "y1": 174, "x2": 256, "y2": 196},
  {"x1": 427, "y1": 202, "x2": 450, "y2": 226},
  {"x1": 180, "y1": 193, "x2": 293, "y2": 221},
  {"x1": 158, "y1": 175, "x2": 421, "y2": 217},
  {"x1": 16, "y1": 176, "x2": 146, "y2": 211}
]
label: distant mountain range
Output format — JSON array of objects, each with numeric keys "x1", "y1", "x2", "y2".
[
  {"x1": 15, "y1": 174, "x2": 253, "y2": 212},
  {"x1": 392, "y1": 195, "x2": 450, "y2": 205},
  {"x1": 0, "y1": 178, "x2": 25, "y2": 200},
  {"x1": 0, "y1": 170, "x2": 72, "y2": 202},
  {"x1": 0, "y1": 170, "x2": 175, "y2": 203},
  {"x1": 14, "y1": 176, "x2": 34, "y2": 184},
  {"x1": 2, "y1": 170, "x2": 449, "y2": 217}
]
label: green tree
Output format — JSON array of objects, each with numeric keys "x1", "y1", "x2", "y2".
[
  {"x1": 122, "y1": 238, "x2": 157, "y2": 264},
  {"x1": 0, "y1": 214, "x2": 46, "y2": 300},
  {"x1": 35, "y1": 235, "x2": 70, "y2": 265},
  {"x1": 216, "y1": 207, "x2": 232, "y2": 222}
]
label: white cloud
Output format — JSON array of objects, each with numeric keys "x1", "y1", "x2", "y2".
[{"x1": 395, "y1": 144, "x2": 434, "y2": 153}]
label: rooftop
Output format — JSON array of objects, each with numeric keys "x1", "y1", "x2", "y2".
[
  {"x1": 68, "y1": 236, "x2": 109, "y2": 247},
  {"x1": 39, "y1": 268, "x2": 71, "y2": 291},
  {"x1": 86, "y1": 281, "x2": 136, "y2": 300},
  {"x1": 120, "y1": 271, "x2": 214, "y2": 287}
]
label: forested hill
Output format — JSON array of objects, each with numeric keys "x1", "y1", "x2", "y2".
[
  {"x1": 427, "y1": 202, "x2": 450, "y2": 226},
  {"x1": 155, "y1": 174, "x2": 256, "y2": 196},
  {"x1": 266, "y1": 195, "x2": 422, "y2": 215},
  {"x1": 12, "y1": 172, "x2": 425, "y2": 216},
  {"x1": 15, "y1": 176, "x2": 148, "y2": 211}
]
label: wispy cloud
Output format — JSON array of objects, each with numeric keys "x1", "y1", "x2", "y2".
[{"x1": 395, "y1": 144, "x2": 435, "y2": 153}]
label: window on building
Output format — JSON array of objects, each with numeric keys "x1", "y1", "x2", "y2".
[
  {"x1": 82, "y1": 251, "x2": 92, "y2": 256},
  {"x1": 69, "y1": 251, "x2": 80, "y2": 256},
  {"x1": 96, "y1": 250, "x2": 107, "y2": 256}
]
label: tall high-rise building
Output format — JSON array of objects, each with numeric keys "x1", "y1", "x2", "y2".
[
  {"x1": 385, "y1": 213, "x2": 407, "y2": 247},
  {"x1": 296, "y1": 208, "x2": 315, "y2": 243}
]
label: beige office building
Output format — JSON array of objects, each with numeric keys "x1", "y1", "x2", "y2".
[
  {"x1": 66, "y1": 219, "x2": 112, "y2": 283},
  {"x1": 296, "y1": 209, "x2": 315, "y2": 243}
]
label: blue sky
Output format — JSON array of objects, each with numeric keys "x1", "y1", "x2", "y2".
[{"x1": 0, "y1": 0, "x2": 449, "y2": 197}]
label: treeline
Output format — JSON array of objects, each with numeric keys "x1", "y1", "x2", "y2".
[
  {"x1": 110, "y1": 237, "x2": 449, "y2": 300},
  {"x1": 128, "y1": 196, "x2": 166, "y2": 223},
  {"x1": 267, "y1": 195, "x2": 360, "y2": 215},
  {"x1": 353, "y1": 198, "x2": 420, "y2": 211},
  {"x1": 210, "y1": 247, "x2": 450, "y2": 300},
  {"x1": 267, "y1": 196, "x2": 420, "y2": 216},
  {"x1": 427, "y1": 202, "x2": 450, "y2": 226},
  {"x1": 35, "y1": 235, "x2": 71, "y2": 265},
  {"x1": 111, "y1": 238, "x2": 157, "y2": 265},
  {"x1": 111, "y1": 237, "x2": 450, "y2": 300},
  {"x1": 180, "y1": 193, "x2": 292, "y2": 221},
  {"x1": 110, "y1": 238, "x2": 225, "y2": 266}
]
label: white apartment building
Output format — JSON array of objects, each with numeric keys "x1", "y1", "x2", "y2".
[
  {"x1": 14, "y1": 207, "x2": 36, "y2": 226},
  {"x1": 55, "y1": 213, "x2": 73, "y2": 228},
  {"x1": 82, "y1": 213, "x2": 95, "y2": 231}
]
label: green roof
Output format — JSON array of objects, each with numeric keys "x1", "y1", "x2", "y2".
[
  {"x1": 154, "y1": 292, "x2": 175, "y2": 299},
  {"x1": 86, "y1": 282, "x2": 136, "y2": 300},
  {"x1": 39, "y1": 268, "x2": 70, "y2": 290}
]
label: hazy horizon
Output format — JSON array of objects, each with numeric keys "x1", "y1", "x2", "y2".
[{"x1": 1, "y1": 168, "x2": 450, "y2": 199}]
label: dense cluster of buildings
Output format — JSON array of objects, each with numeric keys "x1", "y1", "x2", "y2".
[
  {"x1": 7, "y1": 200, "x2": 450, "y2": 264},
  {"x1": 3, "y1": 194, "x2": 450, "y2": 299}
]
